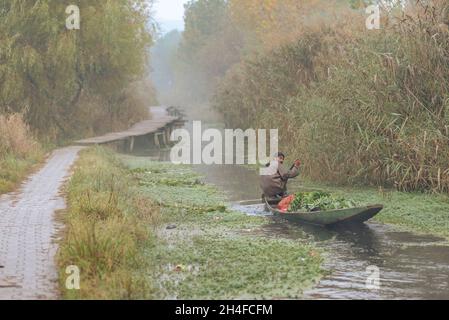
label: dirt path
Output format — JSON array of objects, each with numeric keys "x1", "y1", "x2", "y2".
[{"x1": 0, "y1": 146, "x2": 84, "y2": 300}]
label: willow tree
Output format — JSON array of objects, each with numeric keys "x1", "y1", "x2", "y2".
[{"x1": 0, "y1": 0, "x2": 154, "y2": 138}]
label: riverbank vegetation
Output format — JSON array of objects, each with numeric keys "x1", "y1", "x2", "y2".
[
  {"x1": 58, "y1": 148, "x2": 323, "y2": 299},
  {"x1": 0, "y1": 114, "x2": 44, "y2": 194},
  {"x1": 58, "y1": 148, "x2": 160, "y2": 299},
  {"x1": 213, "y1": 0, "x2": 449, "y2": 193}
]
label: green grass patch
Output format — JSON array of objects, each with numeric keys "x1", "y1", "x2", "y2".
[
  {"x1": 57, "y1": 147, "x2": 160, "y2": 299},
  {"x1": 0, "y1": 151, "x2": 44, "y2": 194},
  {"x1": 0, "y1": 113, "x2": 45, "y2": 194}
]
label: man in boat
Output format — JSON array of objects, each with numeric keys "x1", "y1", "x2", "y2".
[{"x1": 260, "y1": 152, "x2": 301, "y2": 200}]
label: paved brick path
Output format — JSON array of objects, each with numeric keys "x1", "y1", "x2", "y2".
[{"x1": 0, "y1": 146, "x2": 83, "y2": 300}]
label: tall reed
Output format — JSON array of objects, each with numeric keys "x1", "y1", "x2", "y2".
[{"x1": 214, "y1": 1, "x2": 449, "y2": 193}]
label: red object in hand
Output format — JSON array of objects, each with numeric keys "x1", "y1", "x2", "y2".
[{"x1": 277, "y1": 195, "x2": 295, "y2": 213}]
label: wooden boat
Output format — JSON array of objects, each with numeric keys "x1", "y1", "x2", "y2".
[{"x1": 264, "y1": 197, "x2": 383, "y2": 226}]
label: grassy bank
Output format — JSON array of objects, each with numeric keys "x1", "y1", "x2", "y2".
[
  {"x1": 0, "y1": 153, "x2": 44, "y2": 194},
  {"x1": 0, "y1": 114, "x2": 44, "y2": 195},
  {"x1": 122, "y1": 157, "x2": 323, "y2": 299},
  {"x1": 57, "y1": 148, "x2": 160, "y2": 299}
]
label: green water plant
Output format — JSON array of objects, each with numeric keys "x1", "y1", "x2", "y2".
[{"x1": 289, "y1": 191, "x2": 357, "y2": 212}]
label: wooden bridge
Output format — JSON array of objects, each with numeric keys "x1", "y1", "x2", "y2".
[{"x1": 74, "y1": 106, "x2": 185, "y2": 151}]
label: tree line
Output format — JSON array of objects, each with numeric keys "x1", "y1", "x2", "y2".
[{"x1": 0, "y1": 0, "x2": 156, "y2": 141}]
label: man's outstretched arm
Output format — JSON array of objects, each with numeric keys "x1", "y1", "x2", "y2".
[{"x1": 278, "y1": 160, "x2": 301, "y2": 181}]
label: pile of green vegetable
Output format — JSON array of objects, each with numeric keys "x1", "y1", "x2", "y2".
[{"x1": 288, "y1": 192, "x2": 358, "y2": 212}]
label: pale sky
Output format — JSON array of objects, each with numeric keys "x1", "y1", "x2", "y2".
[{"x1": 153, "y1": 0, "x2": 190, "y2": 21}]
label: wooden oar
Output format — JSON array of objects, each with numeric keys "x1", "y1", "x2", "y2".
[{"x1": 236, "y1": 199, "x2": 264, "y2": 206}]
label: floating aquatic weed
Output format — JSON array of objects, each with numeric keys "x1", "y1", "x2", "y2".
[{"x1": 289, "y1": 191, "x2": 358, "y2": 212}]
